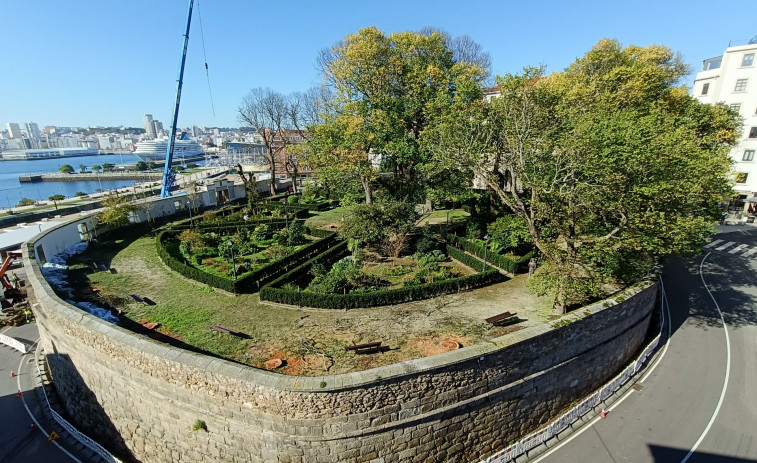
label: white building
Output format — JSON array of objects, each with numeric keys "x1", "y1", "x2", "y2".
[
  {"x1": 6, "y1": 123, "x2": 22, "y2": 139},
  {"x1": 693, "y1": 40, "x2": 757, "y2": 204}
]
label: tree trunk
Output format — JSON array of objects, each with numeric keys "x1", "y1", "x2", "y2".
[
  {"x1": 552, "y1": 272, "x2": 568, "y2": 315},
  {"x1": 362, "y1": 177, "x2": 373, "y2": 205}
]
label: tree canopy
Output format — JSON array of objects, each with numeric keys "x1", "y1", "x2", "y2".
[
  {"x1": 309, "y1": 27, "x2": 488, "y2": 205},
  {"x1": 428, "y1": 39, "x2": 740, "y2": 313}
]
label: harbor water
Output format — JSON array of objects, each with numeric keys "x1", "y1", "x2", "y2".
[{"x1": 0, "y1": 154, "x2": 200, "y2": 208}]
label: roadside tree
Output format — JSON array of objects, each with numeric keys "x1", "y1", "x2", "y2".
[
  {"x1": 429, "y1": 39, "x2": 740, "y2": 313},
  {"x1": 59, "y1": 164, "x2": 74, "y2": 174},
  {"x1": 48, "y1": 194, "x2": 65, "y2": 210}
]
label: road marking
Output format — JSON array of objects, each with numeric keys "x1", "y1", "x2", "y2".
[
  {"x1": 531, "y1": 279, "x2": 672, "y2": 463},
  {"x1": 715, "y1": 241, "x2": 735, "y2": 251},
  {"x1": 742, "y1": 247, "x2": 757, "y2": 257},
  {"x1": 703, "y1": 240, "x2": 723, "y2": 249},
  {"x1": 728, "y1": 244, "x2": 749, "y2": 254},
  {"x1": 640, "y1": 280, "x2": 672, "y2": 383},
  {"x1": 16, "y1": 339, "x2": 82, "y2": 463},
  {"x1": 681, "y1": 254, "x2": 733, "y2": 463}
]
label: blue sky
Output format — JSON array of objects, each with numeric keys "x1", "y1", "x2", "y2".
[{"x1": 1, "y1": 0, "x2": 754, "y2": 129}]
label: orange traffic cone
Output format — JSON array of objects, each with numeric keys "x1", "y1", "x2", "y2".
[
  {"x1": 600, "y1": 408, "x2": 607, "y2": 418},
  {"x1": 10, "y1": 370, "x2": 16, "y2": 377},
  {"x1": 17, "y1": 390, "x2": 23, "y2": 398}
]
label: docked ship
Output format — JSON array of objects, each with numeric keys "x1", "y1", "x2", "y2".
[{"x1": 133, "y1": 136, "x2": 204, "y2": 162}]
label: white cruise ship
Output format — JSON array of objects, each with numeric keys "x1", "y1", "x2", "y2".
[{"x1": 133, "y1": 138, "x2": 204, "y2": 162}]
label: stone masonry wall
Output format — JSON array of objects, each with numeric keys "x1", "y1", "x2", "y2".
[{"x1": 24, "y1": 222, "x2": 657, "y2": 463}]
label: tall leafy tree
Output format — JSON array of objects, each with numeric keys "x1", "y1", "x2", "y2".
[
  {"x1": 311, "y1": 27, "x2": 487, "y2": 205},
  {"x1": 430, "y1": 39, "x2": 740, "y2": 313}
]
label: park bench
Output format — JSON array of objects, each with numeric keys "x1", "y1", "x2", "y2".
[
  {"x1": 344, "y1": 341, "x2": 382, "y2": 354},
  {"x1": 485, "y1": 311, "x2": 517, "y2": 325},
  {"x1": 209, "y1": 325, "x2": 248, "y2": 338}
]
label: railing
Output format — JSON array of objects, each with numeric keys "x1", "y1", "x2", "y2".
[
  {"x1": 34, "y1": 346, "x2": 122, "y2": 463},
  {"x1": 481, "y1": 283, "x2": 665, "y2": 463},
  {"x1": 0, "y1": 332, "x2": 27, "y2": 353}
]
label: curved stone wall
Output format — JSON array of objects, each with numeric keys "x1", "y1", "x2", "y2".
[{"x1": 24, "y1": 221, "x2": 657, "y2": 463}]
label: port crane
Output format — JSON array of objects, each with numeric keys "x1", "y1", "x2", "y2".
[{"x1": 160, "y1": 0, "x2": 194, "y2": 198}]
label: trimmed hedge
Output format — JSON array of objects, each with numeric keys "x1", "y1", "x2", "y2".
[
  {"x1": 156, "y1": 231, "x2": 236, "y2": 292},
  {"x1": 156, "y1": 228, "x2": 338, "y2": 293},
  {"x1": 446, "y1": 234, "x2": 536, "y2": 274},
  {"x1": 259, "y1": 243, "x2": 505, "y2": 309}
]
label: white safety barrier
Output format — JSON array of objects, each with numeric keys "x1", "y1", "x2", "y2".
[
  {"x1": 0, "y1": 332, "x2": 27, "y2": 353},
  {"x1": 482, "y1": 290, "x2": 665, "y2": 463},
  {"x1": 34, "y1": 347, "x2": 123, "y2": 463}
]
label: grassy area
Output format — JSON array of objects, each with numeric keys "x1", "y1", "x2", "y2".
[
  {"x1": 64, "y1": 222, "x2": 552, "y2": 376},
  {"x1": 417, "y1": 208, "x2": 470, "y2": 226},
  {"x1": 303, "y1": 205, "x2": 352, "y2": 230}
]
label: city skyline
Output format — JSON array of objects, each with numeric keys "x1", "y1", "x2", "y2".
[{"x1": 1, "y1": 0, "x2": 754, "y2": 128}]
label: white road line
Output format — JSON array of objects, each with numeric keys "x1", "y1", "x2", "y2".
[
  {"x1": 681, "y1": 254, "x2": 733, "y2": 463},
  {"x1": 728, "y1": 244, "x2": 749, "y2": 254},
  {"x1": 742, "y1": 247, "x2": 757, "y2": 257},
  {"x1": 640, "y1": 280, "x2": 672, "y2": 383},
  {"x1": 16, "y1": 339, "x2": 82, "y2": 463},
  {"x1": 531, "y1": 279, "x2": 672, "y2": 463},
  {"x1": 715, "y1": 241, "x2": 736, "y2": 251},
  {"x1": 703, "y1": 240, "x2": 723, "y2": 249}
]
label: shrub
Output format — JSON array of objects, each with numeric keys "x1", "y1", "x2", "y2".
[
  {"x1": 260, "y1": 243, "x2": 506, "y2": 309},
  {"x1": 287, "y1": 195, "x2": 300, "y2": 205},
  {"x1": 202, "y1": 211, "x2": 217, "y2": 222}
]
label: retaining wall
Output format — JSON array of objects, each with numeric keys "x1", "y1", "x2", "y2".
[{"x1": 24, "y1": 218, "x2": 657, "y2": 463}]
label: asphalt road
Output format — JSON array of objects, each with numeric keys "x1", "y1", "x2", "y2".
[
  {"x1": 0, "y1": 323, "x2": 78, "y2": 463},
  {"x1": 535, "y1": 228, "x2": 757, "y2": 463}
]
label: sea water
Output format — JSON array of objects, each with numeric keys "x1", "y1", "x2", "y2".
[{"x1": 0, "y1": 154, "x2": 165, "y2": 207}]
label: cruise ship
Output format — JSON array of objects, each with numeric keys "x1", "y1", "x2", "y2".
[{"x1": 133, "y1": 137, "x2": 204, "y2": 162}]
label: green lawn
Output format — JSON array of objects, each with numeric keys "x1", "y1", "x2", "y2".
[{"x1": 64, "y1": 224, "x2": 552, "y2": 376}]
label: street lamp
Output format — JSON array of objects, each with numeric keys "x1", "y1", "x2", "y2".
[
  {"x1": 186, "y1": 201, "x2": 193, "y2": 228},
  {"x1": 483, "y1": 235, "x2": 489, "y2": 272},
  {"x1": 227, "y1": 240, "x2": 238, "y2": 294}
]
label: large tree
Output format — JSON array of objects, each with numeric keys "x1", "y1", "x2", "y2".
[
  {"x1": 429, "y1": 39, "x2": 740, "y2": 314},
  {"x1": 311, "y1": 27, "x2": 487, "y2": 205}
]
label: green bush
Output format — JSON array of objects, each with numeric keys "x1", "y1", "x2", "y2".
[
  {"x1": 156, "y1": 228, "x2": 338, "y2": 293},
  {"x1": 446, "y1": 234, "x2": 535, "y2": 274},
  {"x1": 259, "y1": 243, "x2": 505, "y2": 309}
]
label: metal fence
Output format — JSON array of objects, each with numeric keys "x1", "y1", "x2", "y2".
[
  {"x1": 34, "y1": 347, "x2": 122, "y2": 463},
  {"x1": 0, "y1": 332, "x2": 27, "y2": 353},
  {"x1": 482, "y1": 291, "x2": 665, "y2": 463}
]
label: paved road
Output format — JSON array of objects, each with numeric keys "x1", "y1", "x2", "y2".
[
  {"x1": 534, "y1": 228, "x2": 757, "y2": 463},
  {"x1": 0, "y1": 323, "x2": 79, "y2": 463}
]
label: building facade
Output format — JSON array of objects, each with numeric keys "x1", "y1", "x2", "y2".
[{"x1": 693, "y1": 41, "x2": 757, "y2": 206}]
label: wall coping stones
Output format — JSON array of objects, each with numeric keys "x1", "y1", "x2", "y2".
[{"x1": 24, "y1": 216, "x2": 656, "y2": 393}]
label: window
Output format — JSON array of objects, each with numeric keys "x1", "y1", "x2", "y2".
[
  {"x1": 743, "y1": 150, "x2": 755, "y2": 161},
  {"x1": 730, "y1": 103, "x2": 742, "y2": 112},
  {"x1": 750, "y1": 127, "x2": 757, "y2": 138},
  {"x1": 736, "y1": 172, "x2": 749, "y2": 184},
  {"x1": 743, "y1": 53, "x2": 755, "y2": 67},
  {"x1": 735, "y1": 79, "x2": 748, "y2": 92},
  {"x1": 701, "y1": 83, "x2": 710, "y2": 95}
]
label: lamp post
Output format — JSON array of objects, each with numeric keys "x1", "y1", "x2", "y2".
[
  {"x1": 227, "y1": 240, "x2": 238, "y2": 295},
  {"x1": 483, "y1": 235, "x2": 489, "y2": 272},
  {"x1": 186, "y1": 201, "x2": 193, "y2": 228}
]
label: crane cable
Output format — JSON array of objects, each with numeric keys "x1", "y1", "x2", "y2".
[{"x1": 196, "y1": 0, "x2": 216, "y2": 117}]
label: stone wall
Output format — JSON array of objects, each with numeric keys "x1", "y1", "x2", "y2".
[{"x1": 24, "y1": 221, "x2": 657, "y2": 463}]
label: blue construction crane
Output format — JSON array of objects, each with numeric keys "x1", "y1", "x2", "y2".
[{"x1": 160, "y1": 0, "x2": 194, "y2": 198}]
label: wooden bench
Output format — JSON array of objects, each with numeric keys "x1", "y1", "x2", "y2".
[
  {"x1": 485, "y1": 311, "x2": 517, "y2": 325},
  {"x1": 344, "y1": 341, "x2": 382, "y2": 353},
  {"x1": 209, "y1": 325, "x2": 248, "y2": 338}
]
